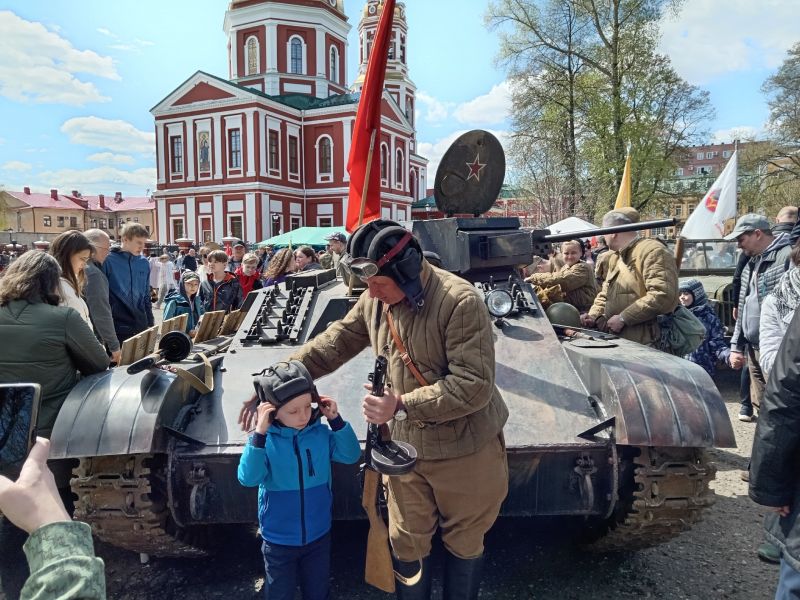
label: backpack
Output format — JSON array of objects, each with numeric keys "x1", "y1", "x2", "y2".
[{"x1": 657, "y1": 305, "x2": 706, "y2": 356}]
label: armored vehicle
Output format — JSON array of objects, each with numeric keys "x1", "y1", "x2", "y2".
[{"x1": 50, "y1": 131, "x2": 735, "y2": 557}]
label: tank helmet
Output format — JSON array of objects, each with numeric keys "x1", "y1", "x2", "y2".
[
  {"x1": 545, "y1": 302, "x2": 582, "y2": 328},
  {"x1": 343, "y1": 219, "x2": 425, "y2": 311},
  {"x1": 252, "y1": 360, "x2": 320, "y2": 409}
]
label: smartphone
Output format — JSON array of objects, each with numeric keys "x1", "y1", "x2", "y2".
[{"x1": 0, "y1": 383, "x2": 41, "y2": 476}]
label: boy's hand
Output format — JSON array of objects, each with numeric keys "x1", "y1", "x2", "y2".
[
  {"x1": 256, "y1": 402, "x2": 276, "y2": 435},
  {"x1": 318, "y1": 395, "x2": 339, "y2": 421}
]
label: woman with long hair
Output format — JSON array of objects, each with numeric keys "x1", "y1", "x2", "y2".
[
  {"x1": 0, "y1": 250, "x2": 108, "y2": 599},
  {"x1": 50, "y1": 230, "x2": 94, "y2": 326},
  {"x1": 262, "y1": 247, "x2": 296, "y2": 286}
]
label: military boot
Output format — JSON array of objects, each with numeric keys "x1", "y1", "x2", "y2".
[
  {"x1": 393, "y1": 555, "x2": 431, "y2": 600},
  {"x1": 443, "y1": 551, "x2": 484, "y2": 600}
]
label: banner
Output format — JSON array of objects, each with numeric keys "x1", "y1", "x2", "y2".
[
  {"x1": 614, "y1": 152, "x2": 632, "y2": 209},
  {"x1": 680, "y1": 150, "x2": 738, "y2": 239}
]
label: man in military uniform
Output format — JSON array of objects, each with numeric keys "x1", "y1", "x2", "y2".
[
  {"x1": 241, "y1": 220, "x2": 508, "y2": 599},
  {"x1": 581, "y1": 209, "x2": 679, "y2": 346},
  {"x1": 319, "y1": 231, "x2": 347, "y2": 274}
]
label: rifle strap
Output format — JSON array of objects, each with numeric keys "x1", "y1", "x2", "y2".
[
  {"x1": 386, "y1": 310, "x2": 429, "y2": 387},
  {"x1": 171, "y1": 352, "x2": 214, "y2": 395}
]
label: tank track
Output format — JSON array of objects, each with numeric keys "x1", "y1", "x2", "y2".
[
  {"x1": 590, "y1": 446, "x2": 717, "y2": 551},
  {"x1": 71, "y1": 454, "x2": 210, "y2": 557}
]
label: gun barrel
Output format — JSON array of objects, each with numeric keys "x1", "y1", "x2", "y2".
[{"x1": 539, "y1": 218, "x2": 677, "y2": 243}]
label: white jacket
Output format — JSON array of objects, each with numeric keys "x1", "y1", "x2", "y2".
[
  {"x1": 758, "y1": 293, "x2": 793, "y2": 378},
  {"x1": 59, "y1": 277, "x2": 92, "y2": 327}
]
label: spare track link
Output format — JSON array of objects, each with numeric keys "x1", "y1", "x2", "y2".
[
  {"x1": 72, "y1": 454, "x2": 209, "y2": 557},
  {"x1": 593, "y1": 446, "x2": 716, "y2": 551}
]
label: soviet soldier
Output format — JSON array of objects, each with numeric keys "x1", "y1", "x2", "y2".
[{"x1": 240, "y1": 219, "x2": 509, "y2": 600}]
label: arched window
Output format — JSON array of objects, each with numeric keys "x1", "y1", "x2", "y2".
[
  {"x1": 246, "y1": 36, "x2": 259, "y2": 75},
  {"x1": 317, "y1": 135, "x2": 333, "y2": 180},
  {"x1": 395, "y1": 148, "x2": 404, "y2": 188},
  {"x1": 400, "y1": 35, "x2": 406, "y2": 63},
  {"x1": 329, "y1": 46, "x2": 339, "y2": 84},
  {"x1": 289, "y1": 36, "x2": 304, "y2": 74},
  {"x1": 380, "y1": 143, "x2": 389, "y2": 183}
]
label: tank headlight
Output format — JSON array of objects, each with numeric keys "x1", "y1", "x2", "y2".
[{"x1": 485, "y1": 289, "x2": 514, "y2": 318}]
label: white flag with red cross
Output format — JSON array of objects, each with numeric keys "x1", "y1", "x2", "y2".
[{"x1": 680, "y1": 150, "x2": 738, "y2": 239}]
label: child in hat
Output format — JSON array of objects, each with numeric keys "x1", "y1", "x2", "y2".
[
  {"x1": 163, "y1": 271, "x2": 205, "y2": 336},
  {"x1": 679, "y1": 278, "x2": 730, "y2": 376},
  {"x1": 238, "y1": 360, "x2": 360, "y2": 600}
]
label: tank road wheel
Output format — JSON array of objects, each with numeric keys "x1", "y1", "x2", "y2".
[
  {"x1": 586, "y1": 446, "x2": 717, "y2": 551},
  {"x1": 71, "y1": 454, "x2": 211, "y2": 557}
]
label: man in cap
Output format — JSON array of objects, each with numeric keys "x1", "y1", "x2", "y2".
[
  {"x1": 726, "y1": 213, "x2": 792, "y2": 422},
  {"x1": 228, "y1": 241, "x2": 246, "y2": 272},
  {"x1": 581, "y1": 208, "x2": 679, "y2": 346},
  {"x1": 240, "y1": 220, "x2": 509, "y2": 599},
  {"x1": 320, "y1": 231, "x2": 347, "y2": 273}
]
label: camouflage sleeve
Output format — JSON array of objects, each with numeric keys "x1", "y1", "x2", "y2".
[
  {"x1": 705, "y1": 312, "x2": 731, "y2": 362},
  {"x1": 22, "y1": 521, "x2": 106, "y2": 600}
]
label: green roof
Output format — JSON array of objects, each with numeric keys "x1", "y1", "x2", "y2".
[
  {"x1": 411, "y1": 195, "x2": 436, "y2": 209},
  {"x1": 267, "y1": 92, "x2": 359, "y2": 110}
]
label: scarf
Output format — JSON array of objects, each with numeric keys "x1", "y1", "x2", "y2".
[{"x1": 773, "y1": 266, "x2": 800, "y2": 319}]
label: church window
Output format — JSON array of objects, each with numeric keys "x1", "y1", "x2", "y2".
[
  {"x1": 317, "y1": 135, "x2": 333, "y2": 180},
  {"x1": 290, "y1": 37, "x2": 303, "y2": 74},
  {"x1": 405, "y1": 99, "x2": 413, "y2": 125},
  {"x1": 170, "y1": 136, "x2": 183, "y2": 175},
  {"x1": 396, "y1": 148, "x2": 404, "y2": 187},
  {"x1": 288, "y1": 136, "x2": 299, "y2": 176},
  {"x1": 330, "y1": 46, "x2": 338, "y2": 84},
  {"x1": 229, "y1": 129, "x2": 242, "y2": 169},
  {"x1": 380, "y1": 143, "x2": 389, "y2": 183},
  {"x1": 388, "y1": 42, "x2": 395, "y2": 60},
  {"x1": 246, "y1": 36, "x2": 259, "y2": 76},
  {"x1": 366, "y1": 32, "x2": 373, "y2": 61},
  {"x1": 400, "y1": 35, "x2": 406, "y2": 63},
  {"x1": 269, "y1": 130, "x2": 280, "y2": 172}
]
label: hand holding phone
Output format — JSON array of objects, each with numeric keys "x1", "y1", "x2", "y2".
[
  {"x1": 0, "y1": 438, "x2": 71, "y2": 534},
  {"x1": 0, "y1": 384, "x2": 40, "y2": 477}
]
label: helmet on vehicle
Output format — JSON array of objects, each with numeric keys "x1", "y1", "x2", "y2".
[{"x1": 545, "y1": 302, "x2": 582, "y2": 328}]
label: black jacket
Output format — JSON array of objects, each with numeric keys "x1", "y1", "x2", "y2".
[
  {"x1": 200, "y1": 273, "x2": 243, "y2": 314},
  {"x1": 749, "y1": 306, "x2": 800, "y2": 571}
]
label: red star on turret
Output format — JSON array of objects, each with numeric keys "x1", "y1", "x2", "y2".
[{"x1": 466, "y1": 154, "x2": 486, "y2": 182}]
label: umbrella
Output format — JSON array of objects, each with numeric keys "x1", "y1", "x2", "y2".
[{"x1": 255, "y1": 226, "x2": 346, "y2": 249}]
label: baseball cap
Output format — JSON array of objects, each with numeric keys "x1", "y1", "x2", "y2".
[
  {"x1": 233, "y1": 240, "x2": 246, "y2": 248},
  {"x1": 724, "y1": 213, "x2": 771, "y2": 240},
  {"x1": 324, "y1": 232, "x2": 347, "y2": 243}
]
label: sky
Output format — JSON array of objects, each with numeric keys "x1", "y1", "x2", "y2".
[{"x1": 0, "y1": 0, "x2": 799, "y2": 198}]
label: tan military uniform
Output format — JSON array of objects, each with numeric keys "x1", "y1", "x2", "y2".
[{"x1": 526, "y1": 262, "x2": 598, "y2": 313}]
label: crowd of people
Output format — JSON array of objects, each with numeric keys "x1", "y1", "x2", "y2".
[{"x1": 3, "y1": 206, "x2": 800, "y2": 598}]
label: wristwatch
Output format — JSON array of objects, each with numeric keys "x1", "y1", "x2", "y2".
[{"x1": 394, "y1": 400, "x2": 408, "y2": 422}]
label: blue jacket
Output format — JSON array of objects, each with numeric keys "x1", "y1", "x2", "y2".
[
  {"x1": 102, "y1": 248, "x2": 154, "y2": 341},
  {"x1": 680, "y1": 279, "x2": 730, "y2": 375},
  {"x1": 237, "y1": 415, "x2": 360, "y2": 546},
  {"x1": 162, "y1": 285, "x2": 204, "y2": 333}
]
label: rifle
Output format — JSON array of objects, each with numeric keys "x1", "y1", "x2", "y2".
[{"x1": 361, "y1": 356, "x2": 418, "y2": 593}]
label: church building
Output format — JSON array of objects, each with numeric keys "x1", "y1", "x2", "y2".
[{"x1": 151, "y1": 0, "x2": 427, "y2": 245}]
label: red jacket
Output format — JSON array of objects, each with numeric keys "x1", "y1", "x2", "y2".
[{"x1": 235, "y1": 266, "x2": 263, "y2": 298}]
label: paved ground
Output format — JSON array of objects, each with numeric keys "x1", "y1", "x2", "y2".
[{"x1": 90, "y1": 367, "x2": 778, "y2": 600}]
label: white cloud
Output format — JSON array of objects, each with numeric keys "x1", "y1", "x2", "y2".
[
  {"x1": 453, "y1": 81, "x2": 512, "y2": 126},
  {"x1": 1, "y1": 161, "x2": 32, "y2": 172},
  {"x1": 87, "y1": 152, "x2": 137, "y2": 165},
  {"x1": 416, "y1": 91, "x2": 454, "y2": 123},
  {"x1": 96, "y1": 27, "x2": 115, "y2": 38},
  {"x1": 0, "y1": 11, "x2": 119, "y2": 106},
  {"x1": 35, "y1": 166, "x2": 157, "y2": 192},
  {"x1": 418, "y1": 129, "x2": 511, "y2": 183},
  {"x1": 61, "y1": 117, "x2": 155, "y2": 155},
  {"x1": 134, "y1": 38, "x2": 155, "y2": 47},
  {"x1": 660, "y1": 0, "x2": 800, "y2": 84},
  {"x1": 711, "y1": 125, "x2": 763, "y2": 144}
]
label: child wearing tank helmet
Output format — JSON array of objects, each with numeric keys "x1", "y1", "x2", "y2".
[
  {"x1": 679, "y1": 278, "x2": 730, "y2": 375},
  {"x1": 237, "y1": 360, "x2": 361, "y2": 600}
]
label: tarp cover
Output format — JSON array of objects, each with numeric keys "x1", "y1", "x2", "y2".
[
  {"x1": 256, "y1": 226, "x2": 346, "y2": 248},
  {"x1": 546, "y1": 216, "x2": 597, "y2": 236}
]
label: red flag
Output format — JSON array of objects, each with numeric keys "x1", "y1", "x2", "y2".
[{"x1": 346, "y1": 0, "x2": 395, "y2": 232}]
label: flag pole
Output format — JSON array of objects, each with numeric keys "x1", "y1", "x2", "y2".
[
  {"x1": 357, "y1": 128, "x2": 378, "y2": 228},
  {"x1": 734, "y1": 139, "x2": 739, "y2": 219}
]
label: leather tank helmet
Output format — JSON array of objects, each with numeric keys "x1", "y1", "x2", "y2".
[{"x1": 346, "y1": 219, "x2": 425, "y2": 311}]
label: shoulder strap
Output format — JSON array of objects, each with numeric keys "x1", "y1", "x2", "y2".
[{"x1": 385, "y1": 309, "x2": 429, "y2": 387}]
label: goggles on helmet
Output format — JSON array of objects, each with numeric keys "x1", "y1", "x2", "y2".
[{"x1": 341, "y1": 231, "x2": 413, "y2": 281}]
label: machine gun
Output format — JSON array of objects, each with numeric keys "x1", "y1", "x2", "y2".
[{"x1": 361, "y1": 356, "x2": 418, "y2": 593}]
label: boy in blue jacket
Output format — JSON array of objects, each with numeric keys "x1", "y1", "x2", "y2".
[
  {"x1": 163, "y1": 271, "x2": 205, "y2": 336},
  {"x1": 238, "y1": 360, "x2": 360, "y2": 600}
]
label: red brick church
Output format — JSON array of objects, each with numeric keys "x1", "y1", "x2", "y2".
[{"x1": 152, "y1": 0, "x2": 427, "y2": 244}]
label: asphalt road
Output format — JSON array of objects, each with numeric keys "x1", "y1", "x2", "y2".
[{"x1": 90, "y1": 367, "x2": 778, "y2": 600}]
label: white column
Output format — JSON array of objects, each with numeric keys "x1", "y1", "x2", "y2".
[
  {"x1": 245, "y1": 193, "x2": 257, "y2": 242},
  {"x1": 266, "y1": 24, "x2": 278, "y2": 71},
  {"x1": 213, "y1": 195, "x2": 224, "y2": 242},
  {"x1": 230, "y1": 32, "x2": 238, "y2": 78},
  {"x1": 258, "y1": 110, "x2": 267, "y2": 177},
  {"x1": 341, "y1": 196, "x2": 348, "y2": 227},
  {"x1": 390, "y1": 134, "x2": 397, "y2": 188},
  {"x1": 261, "y1": 193, "x2": 270, "y2": 241},
  {"x1": 213, "y1": 115, "x2": 223, "y2": 179},
  {"x1": 157, "y1": 197, "x2": 167, "y2": 243},
  {"x1": 405, "y1": 141, "x2": 410, "y2": 192},
  {"x1": 246, "y1": 110, "x2": 256, "y2": 177},
  {"x1": 156, "y1": 122, "x2": 166, "y2": 184},
  {"x1": 343, "y1": 118, "x2": 352, "y2": 182},
  {"x1": 186, "y1": 196, "x2": 196, "y2": 240},
  {"x1": 185, "y1": 119, "x2": 195, "y2": 182},
  {"x1": 316, "y1": 28, "x2": 326, "y2": 77}
]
